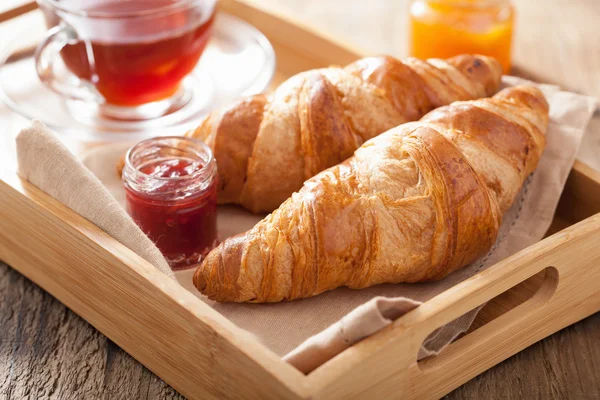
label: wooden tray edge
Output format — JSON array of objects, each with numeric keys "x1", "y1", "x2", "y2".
[
  {"x1": 0, "y1": 171, "x2": 308, "y2": 400},
  {"x1": 306, "y1": 161, "x2": 600, "y2": 398},
  {"x1": 0, "y1": 0, "x2": 599, "y2": 398},
  {"x1": 3, "y1": 160, "x2": 600, "y2": 400}
]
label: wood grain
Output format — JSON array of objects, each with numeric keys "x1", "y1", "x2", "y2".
[
  {"x1": 0, "y1": 262, "x2": 177, "y2": 399},
  {"x1": 3, "y1": 260, "x2": 597, "y2": 399},
  {"x1": 0, "y1": 173, "x2": 306, "y2": 400},
  {"x1": 304, "y1": 206, "x2": 600, "y2": 399},
  {"x1": 1, "y1": 163, "x2": 600, "y2": 400},
  {"x1": 0, "y1": 0, "x2": 599, "y2": 399},
  {"x1": 449, "y1": 313, "x2": 600, "y2": 399}
]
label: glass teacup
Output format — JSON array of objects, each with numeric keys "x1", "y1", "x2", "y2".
[{"x1": 36, "y1": 0, "x2": 217, "y2": 120}]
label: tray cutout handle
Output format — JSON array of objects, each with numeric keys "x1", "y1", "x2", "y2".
[{"x1": 417, "y1": 266, "x2": 559, "y2": 373}]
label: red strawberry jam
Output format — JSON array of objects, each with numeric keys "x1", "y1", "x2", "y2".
[{"x1": 122, "y1": 137, "x2": 218, "y2": 270}]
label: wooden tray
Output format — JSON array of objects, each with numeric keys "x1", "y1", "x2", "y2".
[{"x1": 1, "y1": 1, "x2": 600, "y2": 399}]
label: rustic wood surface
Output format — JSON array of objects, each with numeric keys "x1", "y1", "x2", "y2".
[{"x1": 1, "y1": 0, "x2": 599, "y2": 399}]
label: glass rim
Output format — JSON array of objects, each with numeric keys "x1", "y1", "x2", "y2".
[
  {"x1": 423, "y1": 0, "x2": 510, "y2": 8},
  {"x1": 124, "y1": 135, "x2": 216, "y2": 184},
  {"x1": 38, "y1": 0, "x2": 209, "y2": 19}
]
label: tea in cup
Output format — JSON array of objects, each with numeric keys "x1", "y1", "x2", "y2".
[{"x1": 36, "y1": 0, "x2": 217, "y2": 120}]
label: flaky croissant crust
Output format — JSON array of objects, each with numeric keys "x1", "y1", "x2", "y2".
[
  {"x1": 194, "y1": 85, "x2": 549, "y2": 303},
  {"x1": 186, "y1": 54, "x2": 502, "y2": 213}
]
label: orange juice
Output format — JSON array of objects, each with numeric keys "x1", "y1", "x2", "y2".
[{"x1": 410, "y1": 0, "x2": 514, "y2": 73}]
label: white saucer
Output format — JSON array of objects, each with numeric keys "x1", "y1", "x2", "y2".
[{"x1": 0, "y1": 12, "x2": 275, "y2": 143}]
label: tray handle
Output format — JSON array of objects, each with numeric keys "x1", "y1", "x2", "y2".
[{"x1": 411, "y1": 264, "x2": 559, "y2": 374}]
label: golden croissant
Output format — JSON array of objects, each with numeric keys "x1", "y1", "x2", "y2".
[
  {"x1": 193, "y1": 85, "x2": 549, "y2": 302},
  {"x1": 185, "y1": 54, "x2": 502, "y2": 212}
]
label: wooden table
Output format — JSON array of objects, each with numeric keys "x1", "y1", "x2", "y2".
[{"x1": 1, "y1": 0, "x2": 599, "y2": 398}]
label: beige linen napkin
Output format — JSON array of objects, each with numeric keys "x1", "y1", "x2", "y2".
[
  {"x1": 15, "y1": 121, "x2": 175, "y2": 279},
  {"x1": 15, "y1": 77, "x2": 597, "y2": 375}
]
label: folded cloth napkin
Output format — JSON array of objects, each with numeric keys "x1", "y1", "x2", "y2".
[{"x1": 15, "y1": 121, "x2": 175, "y2": 279}]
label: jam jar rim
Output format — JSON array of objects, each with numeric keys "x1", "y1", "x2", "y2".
[{"x1": 122, "y1": 135, "x2": 217, "y2": 199}]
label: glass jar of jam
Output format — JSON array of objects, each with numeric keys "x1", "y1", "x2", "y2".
[
  {"x1": 122, "y1": 136, "x2": 218, "y2": 270},
  {"x1": 409, "y1": 0, "x2": 515, "y2": 73}
]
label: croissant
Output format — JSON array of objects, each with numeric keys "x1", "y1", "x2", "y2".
[
  {"x1": 184, "y1": 54, "x2": 502, "y2": 213},
  {"x1": 193, "y1": 85, "x2": 549, "y2": 302}
]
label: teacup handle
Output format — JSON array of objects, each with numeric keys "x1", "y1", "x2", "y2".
[{"x1": 35, "y1": 23, "x2": 105, "y2": 103}]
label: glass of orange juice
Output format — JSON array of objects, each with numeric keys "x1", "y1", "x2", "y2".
[{"x1": 409, "y1": 0, "x2": 514, "y2": 73}]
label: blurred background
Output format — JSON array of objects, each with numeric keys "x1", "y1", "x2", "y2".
[
  {"x1": 254, "y1": 0, "x2": 599, "y2": 99},
  {"x1": 245, "y1": 0, "x2": 600, "y2": 167},
  {"x1": 1, "y1": 0, "x2": 598, "y2": 99}
]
